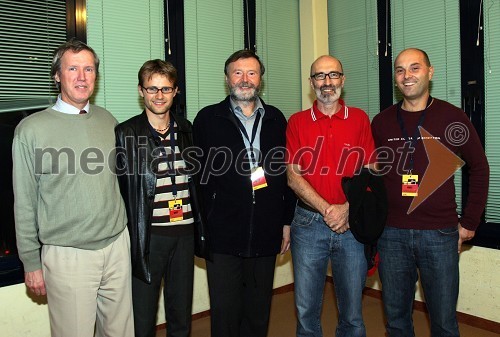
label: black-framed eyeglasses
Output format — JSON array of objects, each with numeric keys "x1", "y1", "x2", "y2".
[
  {"x1": 141, "y1": 86, "x2": 175, "y2": 94},
  {"x1": 310, "y1": 71, "x2": 344, "y2": 81}
]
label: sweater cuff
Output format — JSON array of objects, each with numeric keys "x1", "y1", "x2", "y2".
[
  {"x1": 20, "y1": 251, "x2": 42, "y2": 273},
  {"x1": 459, "y1": 216, "x2": 480, "y2": 232}
]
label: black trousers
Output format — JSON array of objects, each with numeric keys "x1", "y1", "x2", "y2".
[
  {"x1": 206, "y1": 253, "x2": 277, "y2": 337},
  {"x1": 132, "y1": 233, "x2": 194, "y2": 337}
]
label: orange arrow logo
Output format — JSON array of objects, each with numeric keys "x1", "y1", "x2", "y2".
[{"x1": 407, "y1": 126, "x2": 465, "y2": 214}]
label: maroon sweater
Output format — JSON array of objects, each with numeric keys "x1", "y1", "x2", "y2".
[{"x1": 371, "y1": 98, "x2": 489, "y2": 231}]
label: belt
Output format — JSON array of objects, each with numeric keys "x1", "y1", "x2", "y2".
[{"x1": 297, "y1": 200, "x2": 320, "y2": 214}]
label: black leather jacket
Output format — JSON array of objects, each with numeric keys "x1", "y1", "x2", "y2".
[{"x1": 115, "y1": 111, "x2": 207, "y2": 284}]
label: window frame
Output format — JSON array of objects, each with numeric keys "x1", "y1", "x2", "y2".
[{"x1": 0, "y1": 0, "x2": 83, "y2": 287}]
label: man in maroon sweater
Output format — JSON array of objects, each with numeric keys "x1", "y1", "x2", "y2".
[{"x1": 371, "y1": 48, "x2": 489, "y2": 337}]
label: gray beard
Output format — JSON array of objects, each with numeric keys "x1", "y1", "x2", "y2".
[
  {"x1": 230, "y1": 91, "x2": 258, "y2": 102},
  {"x1": 229, "y1": 84, "x2": 260, "y2": 102},
  {"x1": 315, "y1": 86, "x2": 341, "y2": 105}
]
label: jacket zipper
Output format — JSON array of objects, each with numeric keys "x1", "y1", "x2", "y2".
[
  {"x1": 216, "y1": 109, "x2": 269, "y2": 256},
  {"x1": 207, "y1": 191, "x2": 217, "y2": 220},
  {"x1": 247, "y1": 187, "x2": 256, "y2": 255}
]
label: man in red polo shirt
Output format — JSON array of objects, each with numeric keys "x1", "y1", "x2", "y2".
[{"x1": 286, "y1": 55, "x2": 376, "y2": 337}]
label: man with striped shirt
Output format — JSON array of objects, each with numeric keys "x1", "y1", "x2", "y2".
[{"x1": 116, "y1": 59, "x2": 201, "y2": 337}]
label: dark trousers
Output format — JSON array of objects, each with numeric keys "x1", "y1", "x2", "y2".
[
  {"x1": 132, "y1": 233, "x2": 194, "y2": 337},
  {"x1": 206, "y1": 253, "x2": 276, "y2": 337}
]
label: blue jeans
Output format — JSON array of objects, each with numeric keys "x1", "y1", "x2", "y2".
[
  {"x1": 378, "y1": 226, "x2": 460, "y2": 337},
  {"x1": 291, "y1": 206, "x2": 367, "y2": 337}
]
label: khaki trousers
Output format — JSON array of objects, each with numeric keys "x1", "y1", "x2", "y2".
[{"x1": 42, "y1": 228, "x2": 134, "y2": 337}]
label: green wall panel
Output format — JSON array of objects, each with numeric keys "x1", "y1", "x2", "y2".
[
  {"x1": 184, "y1": 0, "x2": 244, "y2": 121},
  {"x1": 87, "y1": 0, "x2": 165, "y2": 122}
]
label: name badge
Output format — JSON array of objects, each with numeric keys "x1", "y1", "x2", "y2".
[
  {"x1": 168, "y1": 199, "x2": 184, "y2": 222},
  {"x1": 402, "y1": 174, "x2": 419, "y2": 196},
  {"x1": 251, "y1": 166, "x2": 268, "y2": 191}
]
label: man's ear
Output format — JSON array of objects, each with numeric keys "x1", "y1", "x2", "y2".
[
  {"x1": 428, "y1": 66, "x2": 435, "y2": 81},
  {"x1": 138, "y1": 85, "x2": 144, "y2": 97}
]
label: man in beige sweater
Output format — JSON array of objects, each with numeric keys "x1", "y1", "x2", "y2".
[{"x1": 12, "y1": 40, "x2": 133, "y2": 337}]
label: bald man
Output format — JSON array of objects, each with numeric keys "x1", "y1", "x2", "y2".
[
  {"x1": 286, "y1": 55, "x2": 376, "y2": 337},
  {"x1": 372, "y1": 48, "x2": 489, "y2": 337}
]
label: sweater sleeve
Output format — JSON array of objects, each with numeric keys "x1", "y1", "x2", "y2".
[
  {"x1": 12, "y1": 129, "x2": 42, "y2": 272},
  {"x1": 456, "y1": 113, "x2": 489, "y2": 230}
]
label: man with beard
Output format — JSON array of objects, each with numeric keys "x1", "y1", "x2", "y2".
[
  {"x1": 286, "y1": 55, "x2": 376, "y2": 337},
  {"x1": 193, "y1": 50, "x2": 295, "y2": 337},
  {"x1": 116, "y1": 59, "x2": 202, "y2": 337}
]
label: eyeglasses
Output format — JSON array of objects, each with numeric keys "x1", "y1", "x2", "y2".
[
  {"x1": 141, "y1": 86, "x2": 175, "y2": 94},
  {"x1": 310, "y1": 71, "x2": 344, "y2": 81}
]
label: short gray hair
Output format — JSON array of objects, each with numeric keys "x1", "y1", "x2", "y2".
[{"x1": 51, "y1": 39, "x2": 100, "y2": 90}]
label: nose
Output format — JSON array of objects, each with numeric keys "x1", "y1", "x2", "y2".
[
  {"x1": 324, "y1": 75, "x2": 334, "y2": 84},
  {"x1": 77, "y1": 69, "x2": 86, "y2": 81}
]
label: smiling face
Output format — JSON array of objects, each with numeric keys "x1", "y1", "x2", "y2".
[
  {"x1": 138, "y1": 73, "x2": 177, "y2": 116},
  {"x1": 394, "y1": 49, "x2": 434, "y2": 102},
  {"x1": 309, "y1": 56, "x2": 345, "y2": 105},
  {"x1": 54, "y1": 50, "x2": 96, "y2": 109},
  {"x1": 225, "y1": 57, "x2": 262, "y2": 102}
]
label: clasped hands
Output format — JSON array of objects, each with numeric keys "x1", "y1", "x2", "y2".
[{"x1": 323, "y1": 202, "x2": 349, "y2": 234}]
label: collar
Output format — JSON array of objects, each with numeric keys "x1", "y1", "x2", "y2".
[
  {"x1": 52, "y1": 94, "x2": 90, "y2": 114},
  {"x1": 141, "y1": 110, "x2": 188, "y2": 130},
  {"x1": 230, "y1": 96, "x2": 265, "y2": 119},
  {"x1": 139, "y1": 110, "x2": 189, "y2": 141},
  {"x1": 217, "y1": 96, "x2": 275, "y2": 122},
  {"x1": 310, "y1": 99, "x2": 349, "y2": 121}
]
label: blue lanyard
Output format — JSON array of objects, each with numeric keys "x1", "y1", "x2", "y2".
[
  {"x1": 234, "y1": 110, "x2": 261, "y2": 166},
  {"x1": 396, "y1": 96, "x2": 433, "y2": 172}
]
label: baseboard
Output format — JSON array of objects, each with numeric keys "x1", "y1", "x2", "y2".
[
  {"x1": 271, "y1": 282, "x2": 294, "y2": 295},
  {"x1": 158, "y1": 279, "x2": 499, "y2": 334},
  {"x1": 329, "y1": 276, "x2": 500, "y2": 334}
]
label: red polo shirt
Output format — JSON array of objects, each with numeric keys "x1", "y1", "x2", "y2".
[{"x1": 286, "y1": 100, "x2": 376, "y2": 204}]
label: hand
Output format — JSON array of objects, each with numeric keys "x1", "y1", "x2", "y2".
[
  {"x1": 333, "y1": 222, "x2": 350, "y2": 235},
  {"x1": 458, "y1": 223, "x2": 475, "y2": 253},
  {"x1": 324, "y1": 202, "x2": 349, "y2": 233},
  {"x1": 280, "y1": 225, "x2": 291, "y2": 254},
  {"x1": 25, "y1": 269, "x2": 46, "y2": 296}
]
